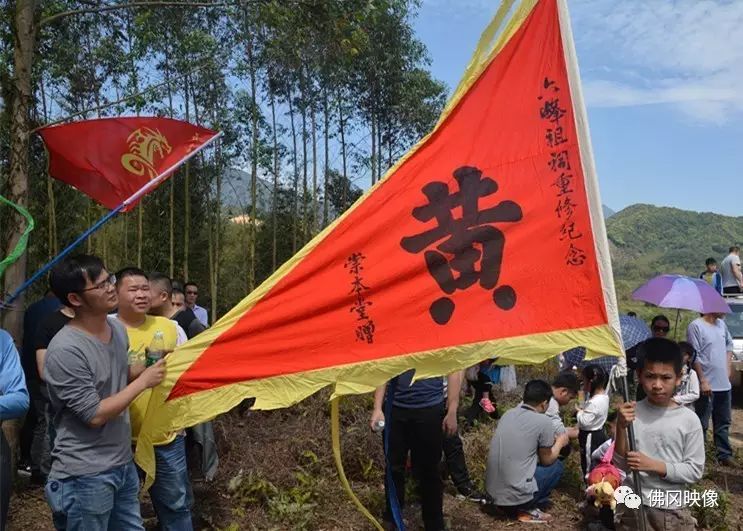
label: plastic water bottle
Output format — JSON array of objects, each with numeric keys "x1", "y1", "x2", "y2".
[
  {"x1": 372, "y1": 420, "x2": 385, "y2": 433},
  {"x1": 147, "y1": 331, "x2": 165, "y2": 367}
]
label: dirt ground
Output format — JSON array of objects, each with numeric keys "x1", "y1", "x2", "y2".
[{"x1": 9, "y1": 385, "x2": 743, "y2": 530}]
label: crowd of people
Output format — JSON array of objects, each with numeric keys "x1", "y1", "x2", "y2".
[
  {"x1": 0, "y1": 247, "x2": 740, "y2": 530},
  {"x1": 1, "y1": 254, "x2": 214, "y2": 531},
  {"x1": 368, "y1": 247, "x2": 742, "y2": 530}
]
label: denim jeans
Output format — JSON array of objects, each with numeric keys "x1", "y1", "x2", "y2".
[
  {"x1": 533, "y1": 459, "x2": 564, "y2": 507},
  {"x1": 30, "y1": 394, "x2": 51, "y2": 477},
  {"x1": 498, "y1": 459, "x2": 565, "y2": 518},
  {"x1": 695, "y1": 390, "x2": 733, "y2": 460},
  {"x1": 150, "y1": 435, "x2": 194, "y2": 531},
  {"x1": 45, "y1": 461, "x2": 144, "y2": 531}
]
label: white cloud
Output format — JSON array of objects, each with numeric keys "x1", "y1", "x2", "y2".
[
  {"x1": 421, "y1": 0, "x2": 743, "y2": 124},
  {"x1": 570, "y1": 0, "x2": 743, "y2": 123}
]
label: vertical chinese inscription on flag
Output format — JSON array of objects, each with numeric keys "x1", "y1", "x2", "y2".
[
  {"x1": 121, "y1": 127, "x2": 172, "y2": 179},
  {"x1": 345, "y1": 252, "x2": 376, "y2": 343},
  {"x1": 538, "y1": 77, "x2": 586, "y2": 266},
  {"x1": 401, "y1": 166, "x2": 523, "y2": 325}
]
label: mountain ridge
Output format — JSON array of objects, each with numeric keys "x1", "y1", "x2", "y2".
[{"x1": 606, "y1": 203, "x2": 743, "y2": 309}]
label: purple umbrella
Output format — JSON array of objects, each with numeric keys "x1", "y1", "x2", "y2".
[
  {"x1": 632, "y1": 274, "x2": 731, "y2": 314},
  {"x1": 632, "y1": 274, "x2": 731, "y2": 338}
]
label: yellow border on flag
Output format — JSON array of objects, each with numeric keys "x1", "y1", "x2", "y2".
[{"x1": 136, "y1": 322, "x2": 621, "y2": 484}]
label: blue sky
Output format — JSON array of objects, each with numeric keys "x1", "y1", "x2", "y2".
[{"x1": 413, "y1": 0, "x2": 743, "y2": 216}]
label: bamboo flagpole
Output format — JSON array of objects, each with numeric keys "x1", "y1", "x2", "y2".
[{"x1": 556, "y1": 1, "x2": 647, "y2": 529}]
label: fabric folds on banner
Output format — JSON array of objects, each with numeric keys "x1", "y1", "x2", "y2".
[
  {"x1": 136, "y1": 0, "x2": 623, "y2": 484},
  {"x1": 38, "y1": 117, "x2": 218, "y2": 211}
]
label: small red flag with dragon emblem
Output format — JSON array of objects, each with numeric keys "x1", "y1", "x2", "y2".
[{"x1": 38, "y1": 117, "x2": 218, "y2": 211}]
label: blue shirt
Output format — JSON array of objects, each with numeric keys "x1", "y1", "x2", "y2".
[
  {"x1": 687, "y1": 317, "x2": 734, "y2": 392},
  {"x1": 0, "y1": 329, "x2": 29, "y2": 420},
  {"x1": 390, "y1": 370, "x2": 445, "y2": 409}
]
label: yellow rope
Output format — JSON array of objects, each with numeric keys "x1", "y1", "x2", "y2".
[{"x1": 330, "y1": 397, "x2": 384, "y2": 531}]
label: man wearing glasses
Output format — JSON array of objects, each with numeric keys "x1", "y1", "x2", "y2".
[
  {"x1": 43, "y1": 255, "x2": 166, "y2": 530},
  {"x1": 183, "y1": 283, "x2": 208, "y2": 327}
]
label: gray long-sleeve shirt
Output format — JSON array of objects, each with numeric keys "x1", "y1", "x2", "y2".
[
  {"x1": 613, "y1": 399, "x2": 704, "y2": 509},
  {"x1": 44, "y1": 318, "x2": 132, "y2": 479}
]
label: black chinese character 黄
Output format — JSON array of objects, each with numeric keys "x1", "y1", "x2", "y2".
[{"x1": 400, "y1": 166, "x2": 522, "y2": 325}]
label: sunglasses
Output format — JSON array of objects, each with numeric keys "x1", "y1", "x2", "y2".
[
  {"x1": 79, "y1": 273, "x2": 116, "y2": 292},
  {"x1": 653, "y1": 326, "x2": 670, "y2": 333}
]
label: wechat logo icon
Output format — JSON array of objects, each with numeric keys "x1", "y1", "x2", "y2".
[{"x1": 614, "y1": 485, "x2": 642, "y2": 509}]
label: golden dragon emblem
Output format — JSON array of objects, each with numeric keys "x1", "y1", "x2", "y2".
[{"x1": 121, "y1": 127, "x2": 172, "y2": 179}]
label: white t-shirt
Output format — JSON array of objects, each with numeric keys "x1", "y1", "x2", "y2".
[{"x1": 577, "y1": 393, "x2": 609, "y2": 431}]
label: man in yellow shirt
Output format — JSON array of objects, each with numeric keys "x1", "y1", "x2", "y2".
[{"x1": 114, "y1": 268, "x2": 193, "y2": 531}]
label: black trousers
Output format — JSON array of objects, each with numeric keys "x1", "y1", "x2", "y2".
[
  {"x1": 1, "y1": 427, "x2": 10, "y2": 531},
  {"x1": 464, "y1": 373, "x2": 493, "y2": 425},
  {"x1": 579, "y1": 428, "x2": 608, "y2": 480},
  {"x1": 442, "y1": 431, "x2": 472, "y2": 490},
  {"x1": 385, "y1": 404, "x2": 445, "y2": 531}
]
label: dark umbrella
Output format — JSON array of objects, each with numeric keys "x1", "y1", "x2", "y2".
[{"x1": 562, "y1": 315, "x2": 651, "y2": 369}]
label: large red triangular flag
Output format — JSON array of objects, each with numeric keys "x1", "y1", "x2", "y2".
[
  {"x1": 136, "y1": 0, "x2": 623, "y2": 481},
  {"x1": 39, "y1": 117, "x2": 218, "y2": 211}
]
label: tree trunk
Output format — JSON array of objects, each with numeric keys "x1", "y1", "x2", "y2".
[
  {"x1": 370, "y1": 113, "x2": 376, "y2": 185},
  {"x1": 377, "y1": 113, "x2": 383, "y2": 181},
  {"x1": 137, "y1": 206, "x2": 143, "y2": 267},
  {"x1": 270, "y1": 87, "x2": 279, "y2": 271},
  {"x1": 300, "y1": 88, "x2": 308, "y2": 243},
  {"x1": 39, "y1": 79, "x2": 57, "y2": 257},
  {"x1": 2, "y1": 0, "x2": 37, "y2": 486},
  {"x1": 87, "y1": 204, "x2": 92, "y2": 253},
  {"x1": 183, "y1": 75, "x2": 191, "y2": 280},
  {"x1": 213, "y1": 134, "x2": 222, "y2": 320},
  {"x1": 388, "y1": 125, "x2": 393, "y2": 168},
  {"x1": 288, "y1": 92, "x2": 299, "y2": 254},
  {"x1": 124, "y1": 215, "x2": 128, "y2": 263},
  {"x1": 322, "y1": 90, "x2": 329, "y2": 227},
  {"x1": 4, "y1": 0, "x2": 35, "y2": 318},
  {"x1": 165, "y1": 43, "x2": 175, "y2": 278},
  {"x1": 247, "y1": 35, "x2": 258, "y2": 292},
  {"x1": 93, "y1": 81, "x2": 108, "y2": 263},
  {"x1": 311, "y1": 106, "x2": 317, "y2": 236},
  {"x1": 127, "y1": 12, "x2": 144, "y2": 269},
  {"x1": 207, "y1": 176, "x2": 214, "y2": 321},
  {"x1": 338, "y1": 94, "x2": 348, "y2": 210}
]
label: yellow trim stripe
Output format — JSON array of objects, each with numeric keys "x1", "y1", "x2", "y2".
[{"x1": 136, "y1": 323, "x2": 621, "y2": 484}]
